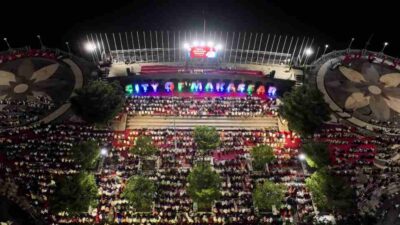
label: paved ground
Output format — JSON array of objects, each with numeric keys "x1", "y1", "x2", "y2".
[
  {"x1": 0, "y1": 57, "x2": 84, "y2": 128},
  {"x1": 315, "y1": 55, "x2": 400, "y2": 134},
  {"x1": 127, "y1": 116, "x2": 278, "y2": 129}
]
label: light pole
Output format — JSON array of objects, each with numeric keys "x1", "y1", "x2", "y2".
[
  {"x1": 298, "y1": 153, "x2": 318, "y2": 215},
  {"x1": 84, "y1": 42, "x2": 97, "y2": 62},
  {"x1": 347, "y1": 37, "x2": 355, "y2": 52},
  {"x1": 380, "y1": 42, "x2": 389, "y2": 54},
  {"x1": 65, "y1": 42, "x2": 71, "y2": 55},
  {"x1": 99, "y1": 148, "x2": 108, "y2": 171},
  {"x1": 37, "y1": 35, "x2": 44, "y2": 49},
  {"x1": 303, "y1": 48, "x2": 313, "y2": 66},
  {"x1": 322, "y1": 44, "x2": 329, "y2": 56},
  {"x1": 3, "y1": 38, "x2": 11, "y2": 50}
]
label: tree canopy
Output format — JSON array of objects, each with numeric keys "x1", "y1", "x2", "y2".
[
  {"x1": 71, "y1": 140, "x2": 100, "y2": 170},
  {"x1": 193, "y1": 126, "x2": 220, "y2": 154},
  {"x1": 187, "y1": 163, "x2": 221, "y2": 210},
  {"x1": 250, "y1": 145, "x2": 275, "y2": 171},
  {"x1": 50, "y1": 172, "x2": 98, "y2": 214},
  {"x1": 278, "y1": 85, "x2": 330, "y2": 137},
  {"x1": 305, "y1": 168, "x2": 355, "y2": 213},
  {"x1": 130, "y1": 136, "x2": 158, "y2": 157},
  {"x1": 71, "y1": 80, "x2": 124, "y2": 124},
  {"x1": 121, "y1": 176, "x2": 156, "y2": 211},
  {"x1": 253, "y1": 180, "x2": 286, "y2": 211},
  {"x1": 302, "y1": 142, "x2": 330, "y2": 169}
]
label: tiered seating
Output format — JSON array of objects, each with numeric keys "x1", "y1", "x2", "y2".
[
  {"x1": 313, "y1": 125, "x2": 400, "y2": 219},
  {"x1": 0, "y1": 96, "x2": 55, "y2": 127},
  {"x1": 0, "y1": 116, "x2": 309, "y2": 224},
  {"x1": 0, "y1": 123, "x2": 113, "y2": 224},
  {"x1": 314, "y1": 125, "x2": 376, "y2": 166},
  {"x1": 125, "y1": 96, "x2": 277, "y2": 117},
  {"x1": 109, "y1": 128, "x2": 305, "y2": 224}
]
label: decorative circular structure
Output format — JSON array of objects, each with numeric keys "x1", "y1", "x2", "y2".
[
  {"x1": 314, "y1": 50, "x2": 400, "y2": 133},
  {"x1": 0, "y1": 49, "x2": 85, "y2": 128}
]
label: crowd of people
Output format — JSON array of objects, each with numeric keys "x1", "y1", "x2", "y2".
[
  {"x1": 125, "y1": 96, "x2": 277, "y2": 117},
  {"x1": 313, "y1": 124, "x2": 400, "y2": 222},
  {"x1": 0, "y1": 96, "x2": 55, "y2": 127},
  {"x1": 313, "y1": 125, "x2": 376, "y2": 166},
  {"x1": 0, "y1": 122, "x2": 314, "y2": 225}
]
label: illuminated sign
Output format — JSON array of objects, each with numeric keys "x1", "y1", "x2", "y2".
[
  {"x1": 190, "y1": 46, "x2": 217, "y2": 58},
  {"x1": 183, "y1": 41, "x2": 222, "y2": 59}
]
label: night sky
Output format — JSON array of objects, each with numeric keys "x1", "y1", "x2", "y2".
[{"x1": 1, "y1": 0, "x2": 399, "y2": 57}]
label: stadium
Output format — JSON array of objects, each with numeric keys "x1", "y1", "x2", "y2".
[{"x1": 1, "y1": 1, "x2": 400, "y2": 225}]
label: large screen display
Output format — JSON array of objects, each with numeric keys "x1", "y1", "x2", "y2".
[{"x1": 189, "y1": 46, "x2": 217, "y2": 58}]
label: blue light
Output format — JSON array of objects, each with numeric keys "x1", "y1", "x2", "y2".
[
  {"x1": 134, "y1": 84, "x2": 140, "y2": 94},
  {"x1": 141, "y1": 83, "x2": 149, "y2": 93}
]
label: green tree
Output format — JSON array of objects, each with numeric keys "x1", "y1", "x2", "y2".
[
  {"x1": 71, "y1": 80, "x2": 124, "y2": 124},
  {"x1": 253, "y1": 180, "x2": 286, "y2": 211},
  {"x1": 193, "y1": 126, "x2": 220, "y2": 155},
  {"x1": 305, "y1": 168, "x2": 355, "y2": 213},
  {"x1": 250, "y1": 145, "x2": 275, "y2": 171},
  {"x1": 130, "y1": 136, "x2": 158, "y2": 157},
  {"x1": 302, "y1": 142, "x2": 330, "y2": 169},
  {"x1": 187, "y1": 163, "x2": 221, "y2": 211},
  {"x1": 278, "y1": 85, "x2": 330, "y2": 137},
  {"x1": 71, "y1": 140, "x2": 100, "y2": 170},
  {"x1": 121, "y1": 176, "x2": 156, "y2": 211},
  {"x1": 50, "y1": 172, "x2": 98, "y2": 214},
  {"x1": 129, "y1": 136, "x2": 158, "y2": 171}
]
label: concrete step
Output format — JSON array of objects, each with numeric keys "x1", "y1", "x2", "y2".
[{"x1": 126, "y1": 116, "x2": 278, "y2": 129}]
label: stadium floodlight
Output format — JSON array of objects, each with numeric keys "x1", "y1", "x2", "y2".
[
  {"x1": 207, "y1": 41, "x2": 214, "y2": 47},
  {"x1": 85, "y1": 42, "x2": 97, "y2": 52},
  {"x1": 384, "y1": 42, "x2": 389, "y2": 46},
  {"x1": 325, "y1": 44, "x2": 329, "y2": 48},
  {"x1": 304, "y1": 48, "x2": 313, "y2": 56},
  {"x1": 183, "y1": 43, "x2": 190, "y2": 50},
  {"x1": 215, "y1": 44, "x2": 223, "y2": 50},
  {"x1": 100, "y1": 148, "x2": 108, "y2": 156},
  {"x1": 298, "y1": 153, "x2": 306, "y2": 160},
  {"x1": 193, "y1": 41, "x2": 199, "y2": 46}
]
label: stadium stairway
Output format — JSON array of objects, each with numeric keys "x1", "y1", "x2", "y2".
[{"x1": 126, "y1": 116, "x2": 278, "y2": 129}]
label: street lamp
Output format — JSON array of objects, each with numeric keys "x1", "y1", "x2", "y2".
[
  {"x1": 98, "y1": 148, "x2": 108, "y2": 171},
  {"x1": 37, "y1": 35, "x2": 44, "y2": 49},
  {"x1": 65, "y1": 42, "x2": 71, "y2": 55},
  {"x1": 322, "y1": 44, "x2": 329, "y2": 55},
  {"x1": 3, "y1": 38, "x2": 11, "y2": 50},
  {"x1": 381, "y1": 42, "x2": 389, "y2": 53},
  {"x1": 101, "y1": 148, "x2": 108, "y2": 156},
  {"x1": 347, "y1": 37, "x2": 355, "y2": 51},
  {"x1": 299, "y1": 153, "x2": 306, "y2": 161}
]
